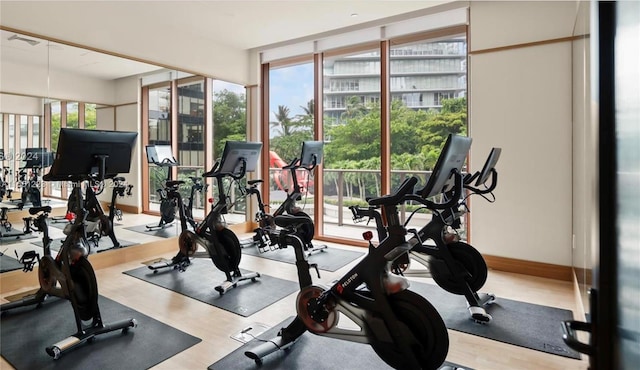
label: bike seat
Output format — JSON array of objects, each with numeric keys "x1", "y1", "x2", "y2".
[
  {"x1": 113, "y1": 176, "x2": 125, "y2": 183},
  {"x1": 274, "y1": 214, "x2": 312, "y2": 228},
  {"x1": 248, "y1": 179, "x2": 263, "y2": 185},
  {"x1": 166, "y1": 180, "x2": 185, "y2": 188},
  {"x1": 29, "y1": 206, "x2": 52, "y2": 215}
]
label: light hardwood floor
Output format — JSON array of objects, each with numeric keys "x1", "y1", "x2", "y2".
[{"x1": 0, "y1": 212, "x2": 589, "y2": 370}]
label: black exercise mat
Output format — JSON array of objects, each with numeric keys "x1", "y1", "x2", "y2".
[
  {"x1": 0, "y1": 253, "x2": 23, "y2": 272},
  {"x1": 49, "y1": 221, "x2": 123, "y2": 230},
  {"x1": 241, "y1": 244, "x2": 364, "y2": 272},
  {"x1": 31, "y1": 237, "x2": 138, "y2": 254},
  {"x1": 123, "y1": 258, "x2": 299, "y2": 317},
  {"x1": 0, "y1": 232, "x2": 37, "y2": 244},
  {"x1": 409, "y1": 281, "x2": 581, "y2": 359},
  {"x1": 0, "y1": 295, "x2": 201, "y2": 370},
  {"x1": 0, "y1": 199, "x2": 66, "y2": 209},
  {"x1": 209, "y1": 316, "x2": 470, "y2": 370},
  {"x1": 124, "y1": 223, "x2": 179, "y2": 238}
]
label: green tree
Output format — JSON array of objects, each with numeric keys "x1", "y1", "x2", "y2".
[
  {"x1": 51, "y1": 112, "x2": 61, "y2": 151},
  {"x1": 85, "y1": 104, "x2": 97, "y2": 129},
  {"x1": 271, "y1": 105, "x2": 293, "y2": 136},
  {"x1": 269, "y1": 103, "x2": 313, "y2": 161},
  {"x1": 341, "y1": 96, "x2": 368, "y2": 120},
  {"x1": 324, "y1": 96, "x2": 468, "y2": 197},
  {"x1": 213, "y1": 89, "x2": 246, "y2": 158}
]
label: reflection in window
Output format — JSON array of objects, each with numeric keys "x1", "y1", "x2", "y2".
[
  {"x1": 177, "y1": 79, "x2": 205, "y2": 168},
  {"x1": 66, "y1": 102, "x2": 79, "y2": 128},
  {"x1": 148, "y1": 85, "x2": 171, "y2": 145},
  {"x1": 8, "y1": 115, "x2": 14, "y2": 156},
  {"x1": 19, "y1": 116, "x2": 28, "y2": 151},
  {"x1": 213, "y1": 79, "x2": 248, "y2": 223},
  {"x1": 176, "y1": 79, "x2": 205, "y2": 216},
  {"x1": 85, "y1": 104, "x2": 97, "y2": 129},
  {"x1": 50, "y1": 102, "x2": 61, "y2": 151},
  {"x1": 33, "y1": 116, "x2": 40, "y2": 146}
]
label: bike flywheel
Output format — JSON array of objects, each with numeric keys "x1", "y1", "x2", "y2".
[{"x1": 296, "y1": 285, "x2": 338, "y2": 333}]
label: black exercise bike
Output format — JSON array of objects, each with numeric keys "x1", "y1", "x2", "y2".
[
  {"x1": 63, "y1": 176, "x2": 133, "y2": 253},
  {"x1": 245, "y1": 176, "x2": 449, "y2": 369},
  {"x1": 0, "y1": 149, "x2": 13, "y2": 201},
  {"x1": 245, "y1": 141, "x2": 326, "y2": 256},
  {"x1": 147, "y1": 175, "x2": 208, "y2": 272},
  {"x1": 0, "y1": 128, "x2": 138, "y2": 359},
  {"x1": 155, "y1": 141, "x2": 262, "y2": 295},
  {"x1": 145, "y1": 144, "x2": 179, "y2": 231},
  {"x1": 351, "y1": 136, "x2": 500, "y2": 323}
]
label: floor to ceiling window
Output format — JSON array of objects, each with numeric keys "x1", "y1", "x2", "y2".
[
  {"x1": 43, "y1": 100, "x2": 105, "y2": 199},
  {"x1": 176, "y1": 77, "x2": 206, "y2": 219},
  {"x1": 85, "y1": 104, "x2": 97, "y2": 130},
  {"x1": 0, "y1": 113, "x2": 44, "y2": 201},
  {"x1": 267, "y1": 61, "x2": 315, "y2": 224},
  {"x1": 389, "y1": 35, "x2": 468, "y2": 234},
  {"x1": 144, "y1": 83, "x2": 172, "y2": 214},
  {"x1": 322, "y1": 47, "x2": 382, "y2": 242},
  {"x1": 141, "y1": 77, "x2": 249, "y2": 226},
  {"x1": 212, "y1": 79, "x2": 248, "y2": 224},
  {"x1": 261, "y1": 25, "x2": 468, "y2": 246},
  {"x1": 66, "y1": 102, "x2": 79, "y2": 129}
]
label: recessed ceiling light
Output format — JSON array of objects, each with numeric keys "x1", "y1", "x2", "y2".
[{"x1": 350, "y1": 13, "x2": 358, "y2": 18}]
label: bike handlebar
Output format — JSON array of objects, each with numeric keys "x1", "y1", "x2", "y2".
[
  {"x1": 282, "y1": 157, "x2": 299, "y2": 170},
  {"x1": 368, "y1": 177, "x2": 418, "y2": 207}
]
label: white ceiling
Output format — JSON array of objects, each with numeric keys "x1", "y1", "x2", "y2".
[{"x1": 0, "y1": 0, "x2": 456, "y2": 81}]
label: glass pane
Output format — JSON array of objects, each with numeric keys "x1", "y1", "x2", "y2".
[
  {"x1": 66, "y1": 102, "x2": 79, "y2": 128},
  {"x1": 177, "y1": 79, "x2": 205, "y2": 218},
  {"x1": 85, "y1": 103, "x2": 97, "y2": 129},
  {"x1": 147, "y1": 85, "x2": 171, "y2": 211},
  {"x1": 268, "y1": 63, "x2": 315, "y2": 223},
  {"x1": 148, "y1": 86, "x2": 171, "y2": 145},
  {"x1": 322, "y1": 49, "x2": 381, "y2": 241},
  {"x1": 32, "y1": 116, "x2": 40, "y2": 147},
  {"x1": 50, "y1": 102, "x2": 62, "y2": 151},
  {"x1": 19, "y1": 116, "x2": 28, "y2": 151},
  {"x1": 213, "y1": 79, "x2": 248, "y2": 224},
  {"x1": 50, "y1": 102, "x2": 62, "y2": 198},
  {"x1": 389, "y1": 36, "x2": 468, "y2": 235},
  {"x1": 8, "y1": 115, "x2": 15, "y2": 193}
]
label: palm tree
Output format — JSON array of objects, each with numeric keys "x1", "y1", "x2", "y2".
[
  {"x1": 300, "y1": 99, "x2": 314, "y2": 116},
  {"x1": 295, "y1": 99, "x2": 315, "y2": 130},
  {"x1": 271, "y1": 105, "x2": 293, "y2": 136},
  {"x1": 341, "y1": 96, "x2": 367, "y2": 120}
]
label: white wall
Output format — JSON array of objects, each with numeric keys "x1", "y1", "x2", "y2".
[
  {"x1": 92, "y1": 76, "x2": 142, "y2": 209},
  {"x1": 468, "y1": 1, "x2": 580, "y2": 266},
  {"x1": 0, "y1": 94, "x2": 43, "y2": 115},
  {"x1": 1, "y1": 59, "x2": 116, "y2": 105}
]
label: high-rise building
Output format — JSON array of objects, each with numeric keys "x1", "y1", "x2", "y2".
[{"x1": 323, "y1": 38, "x2": 467, "y2": 123}]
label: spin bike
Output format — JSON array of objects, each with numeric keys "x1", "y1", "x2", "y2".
[
  {"x1": 245, "y1": 141, "x2": 326, "y2": 256},
  {"x1": 145, "y1": 144, "x2": 179, "y2": 231},
  {"x1": 0, "y1": 128, "x2": 138, "y2": 359},
  {"x1": 147, "y1": 176, "x2": 208, "y2": 272},
  {"x1": 68, "y1": 176, "x2": 133, "y2": 253},
  {"x1": 245, "y1": 176, "x2": 449, "y2": 370},
  {"x1": 16, "y1": 148, "x2": 53, "y2": 208},
  {"x1": 176, "y1": 141, "x2": 262, "y2": 295},
  {"x1": 352, "y1": 137, "x2": 500, "y2": 323},
  {"x1": 0, "y1": 149, "x2": 13, "y2": 201}
]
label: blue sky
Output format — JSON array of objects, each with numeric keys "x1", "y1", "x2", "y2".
[{"x1": 268, "y1": 63, "x2": 314, "y2": 122}]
